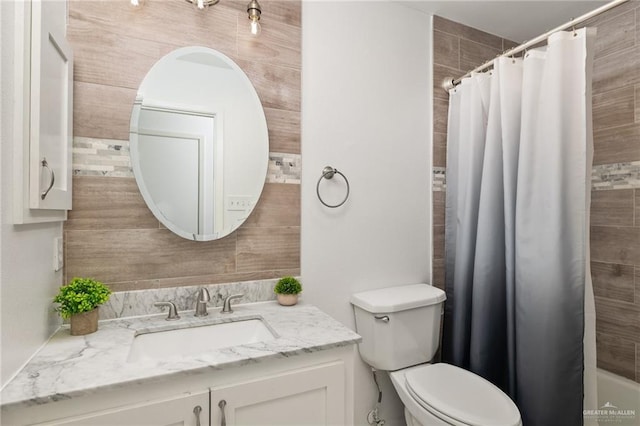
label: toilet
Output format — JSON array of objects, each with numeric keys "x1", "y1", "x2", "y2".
[{"x1": 351, "y1": 284, "x2": 522, "y2": 426}]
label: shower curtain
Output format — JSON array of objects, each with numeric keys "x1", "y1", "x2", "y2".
[{"x1": 442, "y1": 28, "x2": 597, "y2": 426}]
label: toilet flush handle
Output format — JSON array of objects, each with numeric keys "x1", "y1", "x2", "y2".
[{"x1": 374, "y1": 315, "x2": 389, "y2": 323}]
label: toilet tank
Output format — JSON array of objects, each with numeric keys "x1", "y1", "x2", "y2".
[{"x1": 350, "y1": 284, "x2": 446, "y2": 371}]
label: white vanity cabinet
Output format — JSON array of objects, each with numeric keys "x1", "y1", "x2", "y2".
[
  {"x1": 210, "y1": 361, "x2": 345, "y2": 426},
  {"x1": 6, "y1": 346, "x2": 355, "y2": 426},
  {"x1": 12, "y1": 0, "x2": 73, "y2": 224},
  {"x1": 38, "y1": 391, "x2": 209, "y2": 426}
]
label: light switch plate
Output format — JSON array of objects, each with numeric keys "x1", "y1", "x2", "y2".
[{"x1": 226, "y1": 196, "x2": 253, "y2": 212}]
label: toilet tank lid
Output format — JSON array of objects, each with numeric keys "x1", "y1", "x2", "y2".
[{"x1": 350, "y1": 284, "x2": 446, "y2": 313}]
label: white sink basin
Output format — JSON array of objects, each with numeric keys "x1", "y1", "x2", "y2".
[{"x1": 127, "y1": 319, "x2": 276, "y2": 362}]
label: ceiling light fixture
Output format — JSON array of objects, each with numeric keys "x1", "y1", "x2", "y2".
[
  {"x1": 185, "y1": 0, "x2": 219, "y2": 10},
  {"x1": 247, "y1": 0, "x2": 262, "y2": 37},
  {"x1": 129, "y1": 0, "x2": 263, "y2": 37}
]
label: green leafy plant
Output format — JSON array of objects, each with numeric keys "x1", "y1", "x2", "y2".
[
  {"x1": 53, "y1": 277, "x2": 111, "y2": 319},
  {"x1": 274, "y1": 276, "x2": 302, "y2": 295}
]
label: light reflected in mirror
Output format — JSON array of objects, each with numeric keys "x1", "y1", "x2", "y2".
[{"x1": 130, "y1": 47, "x2": 268, "y2": 241}]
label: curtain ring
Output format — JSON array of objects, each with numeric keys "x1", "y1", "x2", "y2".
[{"x1": 316, "y1": 166, "x2": 350, "y2": 208}]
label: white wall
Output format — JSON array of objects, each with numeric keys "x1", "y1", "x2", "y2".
[
  {"x1": 0, "y1": 0, "x2": 63, "y2": 388},
  {"x1": 301, "y1": 2, "x2": 433, "y2": 424}
]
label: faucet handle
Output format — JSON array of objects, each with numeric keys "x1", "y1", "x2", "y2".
[
  {"x1": 154, "y1": 301, "x2": 181, "y2": 321},
  {"x1": 222, "y1": 293, "x2": 244, "y2": 314}
]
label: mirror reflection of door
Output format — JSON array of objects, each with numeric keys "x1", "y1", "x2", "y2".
[{"x1": 135, "y1": 103, "x2": 223, "y2": 237}]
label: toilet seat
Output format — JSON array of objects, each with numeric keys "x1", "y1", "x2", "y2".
[{"x1": 404, "y1": 363, "x2": 521, "y2": 426}]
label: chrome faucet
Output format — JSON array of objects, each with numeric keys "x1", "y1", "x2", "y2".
[
  {"x1": 221, "y1": 293, "x2": 244, "y2": 314},
  {"x1": 154, "y1": 301, "x2": 181, "y2": 321},
  {"x1": 194, "y1": 287, "x2": 211, "y2": 317}
]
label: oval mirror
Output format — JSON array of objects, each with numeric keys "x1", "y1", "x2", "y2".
[{"x1": 130, "y1": 47, "x2": 268, "y2": 241}]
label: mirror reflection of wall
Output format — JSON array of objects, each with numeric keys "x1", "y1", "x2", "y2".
[{"x1": 130, "y1": 47, "x2": 269, "y2": 241}]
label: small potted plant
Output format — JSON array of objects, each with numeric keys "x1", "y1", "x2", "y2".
[
  {"x1": 53, "y1": 277, "x2": 111, "y2": 336},
  {"x1": 274, "y1": 276, "x2": 302, "y2": 306}
]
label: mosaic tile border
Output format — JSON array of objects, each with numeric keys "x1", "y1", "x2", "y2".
[
  {"x1": 73, "y1": 137, "x2": 132, "y2": 177},
  {"x1": 73, "y1": 137, "x2": 301, "y2": 185},
  {"x1": 592, "y1": 161, "x2": 640, "y2": 190},
  {"x1": 433, "y1": 162, "x2": 640, "y2": 192},
  {"x1": 268, "y1": 152, "x2": 301, "y2": 184},
  {"x1": 433, "y1": 167, "x2": 447, "y2": 192}
]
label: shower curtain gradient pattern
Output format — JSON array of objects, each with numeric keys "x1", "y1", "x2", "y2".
[{"x1": 442, "y1": 28, "x2": 597, "y2": 426}]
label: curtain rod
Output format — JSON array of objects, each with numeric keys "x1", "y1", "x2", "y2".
[{"x1": 442, "y1": 0, "x2": 629, "y2": 91}]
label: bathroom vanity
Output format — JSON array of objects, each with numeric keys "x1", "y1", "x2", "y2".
[{"x1": 0, "y1": 302, "x2": 360, "y2": 426}]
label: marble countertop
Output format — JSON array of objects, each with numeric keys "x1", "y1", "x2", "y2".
[{"x1": 0, "y1": 302, "x2": 361, "y2": 410}]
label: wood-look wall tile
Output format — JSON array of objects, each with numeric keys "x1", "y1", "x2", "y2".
[
  {"x1": 637, "y1": 344, "x2": 639, "y2": 382},
  {"x1": 635, "y1": 266, "x2": 640, "y2": 305},
  {"x1": 503, "y1": 38, "x2": 519, "y2": 51},
  {"x1": 433, "y1": 225, "x2": 445, "y2": 260},
  {"x1": 596, "y1": 333, "x2": 637, "y2": 380},
  {"x1": 68, "y1": 0, "x2": 237, "y2": 58},
  {"x1": 243, "y1": 183, "x2": 300, "y2": 228},
  {"x1": 237, "y1": 227, "x2": 300, "y2": 272},
  {"x1": 264, "y1": 108, "x2": 300, "y2": 154},
  {"x1": 593, "y1": 9, "x2": 635, "y2": 59},
  {"x1": 106, "y1": 269, "x2": 300, "y2": 292},
  {"x1": 433, "y1": 16, "x2": 502, "y2": 50},
  {"x1": 263, "y1": 0, "x2": 301, "y2": 27},
  {"x1": 432, "y1": 258, "x2": 445, "y2": 290},
  {"x1": 68, "y1": 17, "x2": 175, "y2": 90},
  {"x1": 593, "y1": 45, "x2": 640, "y2": 95},
  {"x1": 591, "y1": 189, "x2": 635, "y2": 226},
  {"x1": 237, "y1": 59, "x2": 300, "y2": 112},
  {"x1": 459, "y1": 39, "x2": 501, "y2": 74},
  {"x1": 66, "y1": 229, "x2": 237, "y2": 284},
  {"x1": 434, "y1": 64, "x2": 463, "y2": 100},
  {"x1": 237, "y1": 18, "x2": 301, "y2": 70},
  {"x1": 433, "y1": 30, "x2": 459, "y2": 69},
  {"x1": 66, "y1": 176, "x2": 158, "y2": 230},
  {"x1": 74, "y1": 82, "x2": 136, "y2": 140},
  {"x1": 433, "y1": 132, "x2": 447, "y2": 167},
  {"x1": 636, "y1": 190, "x2": 640, "y2": 226},
  {"x1": 636, "y1": 85, "x2": 640, "y2": 123},
  {"x1": 66, "y1": 0, "x2": 301, "y2": 293},
  {"x1": 433, "y1": 191, "x2": 445, "y2": 226},
  {"x1": 595, "y1": 296, "x2": 640, "y2": 342},
  {"x1": 591, "y1": 226, "x2": 640, "y2": 265},
  {"x1": 434, "y1": 98, "x2": 449, "y2": 134},
  {"x1": 593, "y1": 122, "x2": 640, "y2": 165},
  {"x1": 583, "y1": 0, "x2": 639, "y2": 28},
  {"x1": 593, "y1": 87, "x2": 635, "y2": 130},
  {"x1": 591, "y1": 261, "x2": 635, "y2": 303}
]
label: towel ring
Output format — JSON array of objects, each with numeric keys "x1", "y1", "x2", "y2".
[{"x1": 316, "y1": 166, "x2": 350, "y2": 208}]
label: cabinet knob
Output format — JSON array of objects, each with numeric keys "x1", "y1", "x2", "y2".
[
  {"x1": 218, "y1": 400, "x2": 227, "y2": 426},
  {"x1": 193, "y1": 405, "x2": 202, "y2": 426}
]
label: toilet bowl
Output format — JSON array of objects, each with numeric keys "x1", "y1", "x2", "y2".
[
  {"x1": 350, "y1": 284, "x2": 522, "y2": 426},
  {"x1": 390, "y1": 363, "x2": 521, "y2": 426}
]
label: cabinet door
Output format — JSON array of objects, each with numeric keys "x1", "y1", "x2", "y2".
[
  {"x1": 28, "y1": 0, "x2": 73, "y2": 210},
  {"x1": 35, "y1": 392, "x2": 209, "y2": 426},
  {"x1": 211, "y1": 361, "x2": 345, "y2": 426}
]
